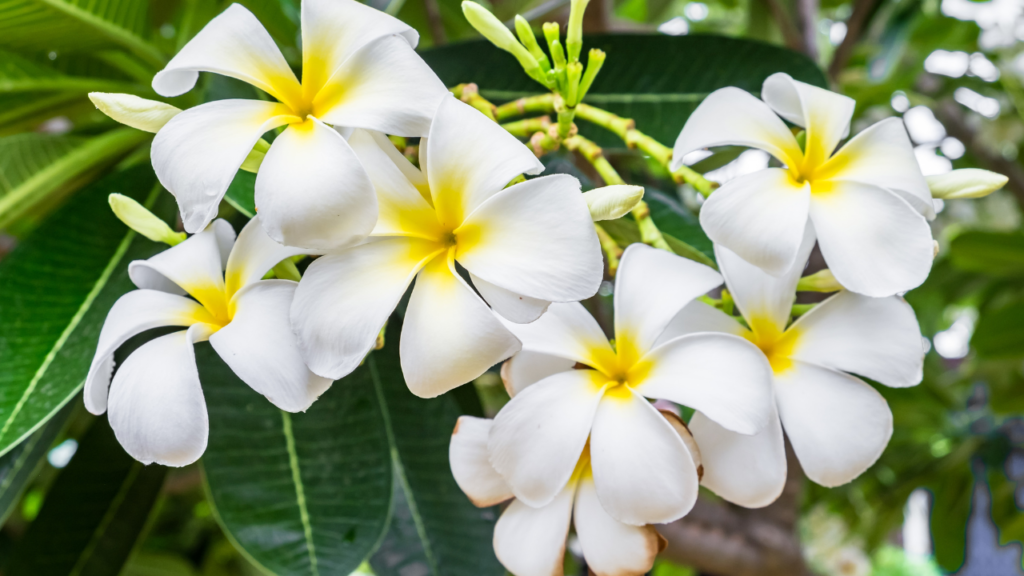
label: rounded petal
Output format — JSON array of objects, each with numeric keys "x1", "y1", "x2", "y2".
[
  {"x1": 300, "y1": 0, "x2": 417, "y2": 101},
  {"x1": 471, "y1": 272, "x2": 550, "y2": 324},
  {"x1": 761, "y1": 73, "x2": 855, "y2": 167},
  {"x1": 292, "y1": 238, "x2": 441, "y2": 379},
  {"x1": 714, "y1": 226, "x2": 815, "y2": 333},
  {"x1": 152, "y1": 4, "x2": 302, "y2": 106},
  {"x1": 449, "y1": 416, "x2": 514, "y2": 507},
  {"x1": 457, "y1": 174, "x2": 602, "y2": 302},
  {"x1": 655, "y1": 300, "x2": 746, "y2": 348},
  {"x1": 633, "y1": 333, "x2": 772, "y2": 435},
  {"x1": 614, "y1": 243, "x2": 723, "y2": 358},
  {"x1": 590, "y1": 388, "x2": 699, "y2": 525},
  {"x1": 85, "y1": 290, "x2": 208, "y2": 415},
  {"x1": 210, "y1": 281, "x2": 332, "y2": 412},
  {"x1": 817, "y1": 117, "x2": 933, "y2": 219},
  {"x1": 494, "y1": 488, "x2": 574, "y2": 576},
  {"x1": 107, "y1": 325, "x2": 213, "y2": 467},
  {"x1": 312, "y1": 35, "x2": 447, "y2": 137},
  {"x1": 689, "y1": 405, "x2": 787, "y2": 508},
  {"x1": 498, "y1": 302, "x2": 615, "y2": 369},
  {"x1": 400, "y1": 256, "x2": 521, "y2": 398},
  {"x1": 500, "y1": 351, "x2": 575, "y2": 397},
  {"x1": 789, "y1": 292, "x2": 924, "y2": 387},
  {"x1": 574, "y1": 473, "x2": 664, "y2": 576},
  {"x1": 775, "y1": 361, "x2": 893, "y2": 487},
  {"x1": 425, "y1": 97, "x2": 544, "y2": 228},
  {"x1": 699, "y1": 168, "x2": 811, "y2": 277},
  {"x1": 809, "y1": 182, "x2": 933, "y2": 297},
  {"x1": 489, "y1": 369, "x2": 607, "y2": 507},
  {"x1": 255, "y1": 118, "x2": 377, "y2": 251},
  {"x1": 671, "y1": 87, "x2": 802, "y2": 171},
  {"x1": 152, "y1": 100, "x2": 297, "y2": 233},
  {"x1": 224, "y1": 216, "x2": 307, "y2": 298}
]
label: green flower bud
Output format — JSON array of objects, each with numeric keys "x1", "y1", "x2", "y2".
[
  {"x1": 567, "y1": 0, "x2": 591, "y2": 62},
  {"x1": 108, "y1": 193, "x2": 186, "y2": 246},
  {"x1": 515, "y1": 15, "x2": 550, "y2": 71},
  {"x1": 462, "y1": 2, "x2": 541, "y2": 79},
  {"x1": 583, "y1": 185, "x2": 645, "y2": 221},
  {"x1": 89, "y1": 93, "x2": 180, "y2": 133},
  {"x1": 797, "y1": 269, "x2": 842, "y2": 293},
  {"x1": 927, "y1": 168, "x2": 1008, "y2": 200}
]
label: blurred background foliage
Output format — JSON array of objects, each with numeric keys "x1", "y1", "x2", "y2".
[{"x1": 2, "y1": 0, "x2": 1024, "y2": 574}]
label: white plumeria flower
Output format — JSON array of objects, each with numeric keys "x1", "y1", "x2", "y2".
[
  {"x1": 487, "y1": 243, "x2": 773, "y2": 527},
  {"x1": 151, "y1": 0, "x2": 447, "y2": 250},
  {"x1": 291, "y1": 97, "x2": 603, "y2": 398},
  {"x1": 450, "y1": 416, "x2": 691, "y2": 576},
  {"x1": 85, "y1": 218, "x2": 331, "y2": 467},
  {"x1": 661, "y1": 233, "x2": 924, "y2": 506},
  {"x1": 672, "y1": 72, "x2": 934, "y2": 298}
]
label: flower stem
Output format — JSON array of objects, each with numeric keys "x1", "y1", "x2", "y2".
[
  {"x1": 451, "y1": 83, "x2": 498, "y2": 121},
  {"x1": 501, "y1": 116, "x2": 551, "y2": 138},
  {"x1": 595, "y1": 223, "x2": 622, "y2": 276}
]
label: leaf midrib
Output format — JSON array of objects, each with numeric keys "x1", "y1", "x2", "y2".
[{"x1": 281, "y1": 410, "x2": 320, "y2": 576}]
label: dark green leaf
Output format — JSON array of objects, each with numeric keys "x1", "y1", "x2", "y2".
[
  {"x1": 0, "y1": 401, "x2": 74, "y2": 525},
  {"x1": 645, "y1": 189, "x2": 714, "y2": 263},
  {"x1": 928, "y1": 461, "x2": 972, "y2": 572},
  {"x1": 6, "y1": 416, "x2": 167, "y2": 576},
  {"x1": 224, "y1": 170, "x2": 256, "y2": 218},
  {"x1": 972, "y1": 300, "x2": 1024, "y2": 359},
  {"x1": 0, "y1": 165, "x2": 169, "y2": 458},
  {"x1": 950, "y1": 231, "x2": 1024, "y2": 277}
]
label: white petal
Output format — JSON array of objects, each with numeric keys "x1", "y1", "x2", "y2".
[
  {"x1": 574, "y1": 473, "x2": 664, "y2": 576},
  {"x1": 85, "y1": 290, "x2": 208, "y2": 415},
  {"x1": 715, "y1": 226, "x2": 815, "y2": 333},
  {"x1": 224, "y1": 216, "x2": 307, "y2": 298},
  {"x1": 426, "y1": 97, "x2": 544, "y2": 228},
  {"x1": 614, "y1": 243, "x2": 722, "y2": 358},
  {"x1": 500, "y1": 351, "x2": 575, "y2": 397},
  {"x1": 775, "y1": 361, "x2": 892, "y2": 487},
  {"x1": 590, "y1": 388, "x2": 699, "y2": 525},
  {"x1": 210, "y1": 281, "x2": 332, "y2": 412},
  {"x1": 300, "y1": 0, "x2": 417, "y2": 101},
  {"x1": 292, "y1": 238, "x2": 441, "y2": 379},
  {"x1": 449, "y1": 416, "x2": 513, "y2": 507},
  {"x1": 457, "y1": 174, "x2": 602, "y2": 302},
  {"x1": 690, "y1": 405, "x2": 787, "y2": 508},
  {"x1": 671, "y1": 87, "x2": 802, "y2": 171},
  {"x1": 655, "y1": 300, "x2": 746, "y2": 348},
  {"x1": 347, "y1": 129, "x2": 438, "y2": 238},
  {"x1": 107, "y1": 325, "x2": 214, "y2": 467},
  {"x1": 471, "y1": 273, "x2": 549, "y2": 323},
  {"x1": 312, "y1": 35, "x2": 447, "y2": 137},
  {"x1": 818, "y1": 117, "x2": 934, "y2": 219},
  {"x1": 152, "y1": 100, "x2": 297, "y2": 233},
  {"x1": 699, "y1": 168, "x2": 811, "y2": 277},
  {"x1": 255, "y1": 118, "x2": 377, "y2": 251},
  {"x1": 494, "y1": 488, "x2": 574, "y2": 576},
  {"x1": 634, "y1": 333, "x2": 772, "y2": 435},
  {"x1": 498, "y1": 302, "x2": 615, "y2": 369},
  {"x1": 489, "y1": 369, "x2": 608, "y2": 507},
  {"x1": 761, "y1": 73, "x2": 855, "y2": 166},
  {"x1": 809, "y1": 182, "x2": 933, "y2": 297},
  {"x1": 789, "y1": 292, "x2": 924, "y2": 387},
  {"x1": 153, "y1": 4, "x2": 302, "y2": 107}
]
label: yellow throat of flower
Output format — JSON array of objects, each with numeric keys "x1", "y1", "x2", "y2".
[{"x1": 744, "y1": 317, "x2": 799, "y2": 374}]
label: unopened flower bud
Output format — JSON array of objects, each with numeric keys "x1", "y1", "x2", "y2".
[
  {"x1": 462, "y1": 2, "x2": 541, "y2": 80},
  {"x1": 796, "y1": 269, "x2": 842, "y2": 293},
  {"x1": 927, "y1": 168, "x2": 1008, "y2": 200},
  {"x1": 583, "y1": 185, "x2": 644, "y2": 221},
  {"x1": 515, "y1": 15, "x2": 550, "y2": 71},
  {"x1": 567, "y1": 0, "x2": 591, "y2": 62},
  {"x1": 108, "y1": 193, "x2": 186, "y2": 246},
  {"x1": 89, "y1": 93, "x2": 180, "y2": 133}
]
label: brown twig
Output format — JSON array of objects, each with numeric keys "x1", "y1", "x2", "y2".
[
  {"x1": 423, "y1": 0, "x2": 447, "y2": 45},
  {"x1": 760, "y1": 0, "x2": 804, "y2": 52},
  {"x1": 796, "y1": 0, "x2": 820, "y2": 61},
  {"x1": 828, "y1": 0, "x2": 881, "y2": 82}
]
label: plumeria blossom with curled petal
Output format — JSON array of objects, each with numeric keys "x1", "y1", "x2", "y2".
[
  {"x1": 659, "y1": 231, "x2": 924, "y2": 506},
  {"x1": 150, "y1": 0, "x2": 447, "y2": 250},
  {"x1": 85, "y1": 217, "x2": 331, "y2": 467},
  {"x1": 487, "y1": 243, "x2": 773, "y2": 528},
  {"x1": 672, "y1": 72, "x2": 934, "y2": 297},
  {"x1": 451, "y1": 416, "x2": 700, "y2": 576},
  {"x1": 291, "y1": 96, "x2": 603, "y2": 398}
]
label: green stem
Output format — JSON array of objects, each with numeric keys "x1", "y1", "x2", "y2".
[
  {"x1": 595, "y1": 222, "x2": 622, "y2": 276},
  {"x1": 451, "y1": 83, "x2": 497, "y2": 121},
  {"x1": 501, "y1": 116, "x2": 551, "y2": 138},
  {"x1": 495, "y1": 94, "x2": 556, "y2": 121}
]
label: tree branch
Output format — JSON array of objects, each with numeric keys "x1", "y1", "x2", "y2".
[
  {"x1": 796, "y1": 0, "x2": 820, "y2": 61},
  {"x1": 423, "y1": 0, "x2": 448, "y2": 45},
  {"x1": 827, "y1": 0, "x2": 880, "y2": 82},
  {"x1": 759, "y1": 0, "x2": 804, "y2": 52}
]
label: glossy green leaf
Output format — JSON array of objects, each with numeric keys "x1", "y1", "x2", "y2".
[
  {"x1": 0, "y1": 49, "x2": 140, "y2": 94},
  {"x1": 6, "y1": 416, "x2": 168, "y2": 576},
  {"x1": 928, "y1": 461, "x2": 973, "y2": 572},
  {"x1": 972, "y1": 300, "x2": 1024, "y2": 359},
  {"x1": 0, "y1": 401, "x2": 73, "y2": 525},
  {"x1": 645, "y1": 189, "x2": 714, "y2": 264},
  {"x1": 0, "y1": 165, "x2": 170, "y2": 458},
  {"x1": 949, "y1": 231, "x2": 1024, "y2": 277},
  {"x1": 199, "y1": 343, "x2": 393, "y2": 576},
  {"x1": 224, "y1": 170, "x2": 256, "y2": 218}
]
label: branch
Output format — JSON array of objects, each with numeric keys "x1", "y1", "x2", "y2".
[
  {"x1": 423, "y1": 0, "x2": 448, "y2": 45},
  {"x1": 827, "y1": 0, "x2": 880, "y2": 82},
  {"x1": 796, "y1": 0, "x2": 820, "y2": 61},
  {"x1": 759, "y1": 0, "x2": 804, "y2": 52}
]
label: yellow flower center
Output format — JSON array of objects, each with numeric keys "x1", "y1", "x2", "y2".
[
  {"x1": 743, "y1": 317, "x2": 800, "y2": 374},
  {"x1": 580, "y1": 334, "x2": 653, "y2": 399}
]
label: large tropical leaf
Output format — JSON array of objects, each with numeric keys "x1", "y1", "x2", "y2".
[
  {"x1": 0, "y1": 401, "x2": 74, "y2": 525},
  {"x1": 0, "y1": 165, "x2": 170, "y2": 458},
  {"x1": 972, "y1": 300, "x2": 1024, "y2": 359},
  {"x1": 949, "y1": 231, "x2": 1024, "y2": 277},
  {"x1": 5, "y1": 416, "x2": 167, "y2": 576}
]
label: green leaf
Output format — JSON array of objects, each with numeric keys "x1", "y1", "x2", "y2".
[
  {"x1": 928, "y1": 460, "x2": 973, "y2": 572},
  {"x1": 988, "y1": 468, "x2": 1024, "y2": 550},
  {"x1": 972, "y1": 300, "x2": 1024, "y2": 359},
  {"x1": 6, "y1": 416, "x2": 167, "y2": 576},
  {"x1": 0, "y1": 165, "x2": 170, "y2": 458},
  {"x1": 0, "y1": 49, "x2": 141, "y2": 94},
  {"x1": 0, "y1": 401, "x2": 74, "y2": 525},
  {"x1": 645, "y1": 189, "x2": 714, "y2": 263},
  {"x1": 224, "y1": 170, "x2": 256, "y2": 218},
  {"x1": 422, "y1": 34, "x2": 827, "y2": 146},
  {"x1": 199, "y1": 343, "x2": 394, "y2": 576},
  {"x1": 949, "y1": 231, "x2": 1024, "y2": 277}
]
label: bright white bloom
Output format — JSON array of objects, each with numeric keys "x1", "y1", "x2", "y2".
[
  {"x1": 487, "y1": 243, "x2": 773, "y2": 526},
  {"x1": 662, "y1": 233, "x2": 924, "y2": 505},
  {"x1": 291, "y1": 97, "x2": 602, "y2": 398},
  {"x1": 673, "y1": 73, "x2": 934, "y2": 297},
  {"x1": 451, "y1": 416, "x2": 687, "y2": 576},
  {"x1": 150, "y1": 0, "x2": 447, "y2": 250},
  {"x1": 85, "y1": 218, "x2": 331, "y2": 467}
]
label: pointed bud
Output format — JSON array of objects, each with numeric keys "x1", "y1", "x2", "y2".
[
  {"x1": 108, "y1": 193, "x2": 186, "y2": 245},
  {"x1": 566, "y1": 0, "x2": 591, "y2": 62},
  {"x1": 515, "y1": 15, "x2": 550, "y2": 71},
  {"x1": 462, "y1": 2, "x2": 542, "y2": 80},
  {"x1": 927, "y1": 168, "x2": 1008, "y2": 199},
  {"x1": 89, "y1": 93, "x2": 180, "y2": 133},
  {"x1": 796, "y1": 269, "x2": 842, "y2": 293},
  {"x1": 583, "y1": 185, "x2": 644, "y2": 221}
]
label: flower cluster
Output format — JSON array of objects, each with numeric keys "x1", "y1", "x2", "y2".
[{"x1": 83, "y1": 0, "x2": 1001, "y2": 573}]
